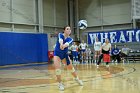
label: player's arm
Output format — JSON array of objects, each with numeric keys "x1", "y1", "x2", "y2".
[
  {"x1": 76, "y1": 47, "x2": 79, "y2": 51},
  {"x1": 109, "y1": 43, "x2": 112, "y2": 55},
  {"x1": 79, "y1": 44, "x2": 81, "y2": 50},
  {"x1": 100, "y1": 43, "x2": 104, "y2": 53},
  {"x1": 63, "y1": 38, "x2": 73, "y2": 48},
  {"x1": 70, "y1": 45, "x2": 73, "y2": 50},
  {"x1": 110, "y1": 43, "x2": 112, "y2": 51},
  {"x1": 94, "y1": 43, "x2": 95, "y2": 50},
  {"x1": 100, "y1": 43, "x2": 102, "y2": 53},
  {"x1": 58, "y1": 33, "x2": 63, "y2": 45},
  {"x1": 100, "y1": 46, "x2": 103, "y2": 53},
  {"x1": 86, "y1": 43, "x2": 88, "y2": 48},
  {"x1": 58, "y1": 33, "x2": 64, "y2": 50}
]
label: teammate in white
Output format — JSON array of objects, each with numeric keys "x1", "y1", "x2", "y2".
[
  {"x1": 70, "y1": 42, "x2": 79, "y2": 64},
  {"x1": 94, "y1": 37, "x2": 102, "y2": 65},
  {"x1": 79, "y1": 40, "x2": 88, "y2": 62},
  {"x1": 85, "y1": 47, "x2": 92, "y2": 63}
]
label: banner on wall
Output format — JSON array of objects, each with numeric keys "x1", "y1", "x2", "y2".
[{"x1": 88, "y1": 29, "x2": 140, "y2": 44}]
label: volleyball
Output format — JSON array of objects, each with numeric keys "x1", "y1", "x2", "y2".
[{"x1": 78, "y1": 20, "x2": 87, "y2": 30}]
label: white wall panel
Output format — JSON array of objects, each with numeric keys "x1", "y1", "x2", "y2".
[
  {"x1": 102, "y1": 0, "x2": 131, "y2": 25},
  {"x1": 43, "y1": 0, "x2": 67, "y2": 26},
  {"x1": 12, "y1": 0, "x2": 36, "y2": 24},
  {"x1": 43, "y1": 0, "x2": 54, "y2": 26},
  {"x1": 55, "y1": 0, "x2": 67, "y2": 26},
  {"x1": 0, "y1": 0, "x2": 11, "y2": 22},
  {"x1": 79, "y1": 0, "x2": 102, "y2": 26},
  {"x1": 78, "y1": 0, "x2": 131, "y2": 26}
]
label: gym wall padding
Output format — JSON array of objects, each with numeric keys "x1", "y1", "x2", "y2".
[{"x1": 0, "y1": 32, "x2": 48, "y2": 66}]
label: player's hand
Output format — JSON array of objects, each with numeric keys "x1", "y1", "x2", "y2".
[
  {"x1": 60, "y1": 44, "x2": 64, "y2": 50},
  {"x1": 63, "y1": 44, "x2": 67, "y2": 49}
]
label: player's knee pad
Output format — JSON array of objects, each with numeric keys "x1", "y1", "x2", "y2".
[
  {"x1": 70, "y1": 67, "x2": 75, "y2": 73},
  {"x1": 55, "y1": 69, "x2": 61, "y2": 75}
]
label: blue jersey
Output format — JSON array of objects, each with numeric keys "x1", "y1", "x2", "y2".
[
  {"x1": 111, "y1": 48, "x2": 120, "y2": 55},
  {"x1": 54, "y1": 33, "x2": 73, "y2": 53}
]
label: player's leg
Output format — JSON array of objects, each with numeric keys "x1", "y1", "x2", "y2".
[
  {"x1": 64, "y1": 55, "x2": 83, "y2": 86},
  {"x1": 54, "y1": 56, "x2": 64, "y2": 90},
  {"x1": 83, "y1": 51, "x2": 86, "y2": 62},
  {"x1": 94, "y1": 51, "x2": 97, "y2": 65},
  {"x1": 72, "y1": 51, "x2": 76, "y2": 63},
  {"x1": 96, "y1": 51, "x2": 101, "y2": 65},
  {"x1": 117, "y1": 54, "x2": 121, "y2": 63},
  {"x1": 106, "y1": 54, "x2": 110, "y2": 67},
  {"x1": 97, "y1": 53, "x2": 103, "y2": 68},
  {"x1": 54, "y1": 56, "x2": 62, "y2": 82},
  {"x1": 80, "y1": 50, "x2": 84, "y2": 62},
  {"x1": 97, "y1": 51, "x2": 101, "y2": 60},
  {"x1": 76, "y1": 51, "x2": 79, "y2": 63}
]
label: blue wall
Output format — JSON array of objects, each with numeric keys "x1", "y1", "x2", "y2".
[{"x1": 0, "y1": 32, "x2": 48, "y2": 66}]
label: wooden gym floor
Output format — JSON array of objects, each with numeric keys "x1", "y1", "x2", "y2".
[{"x1": 0, "y1": 62, "x2": 140, "y2": 93}]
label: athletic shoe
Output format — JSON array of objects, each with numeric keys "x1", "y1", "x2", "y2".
[
  {"x1": 58, "y1": 83, "x2": 64, "y2": 91},
  {"x1": 75, "y1": 78, "x2": 83, "y2": 86},
  {"x1": 106, "y1": 65, "x2": 109, "y2": 68},
  {"x1": 97, "y1": 65, "x2": 99, "y2": 68}
]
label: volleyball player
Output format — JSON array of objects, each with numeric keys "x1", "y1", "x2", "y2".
[
  {"x1": 97, "y1": 38, "x2": 111, "y2": 68},
  {"x1": 111, "y1": 45, "x2": 121, "y2": 64},
  {"x1": 121, "y1": 44, "x2": 130, "y2": 63},
  {"x1": 79, "y1": 40, "x2": 88, "y2": 62},
  {"x1": 70, "y1": 42, "x2": 79, "y2": 64},
  {"x1": 94, "y1": 37, "x2": 102, "y2": 65},
  {"x1": 53, "y1": 26, "x2": 83, "y2": 91},
  {"x1": 85, "y1": 47, "x2": 92, "y2": 63}
]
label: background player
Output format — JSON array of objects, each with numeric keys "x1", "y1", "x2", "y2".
[
  {"x1": 97, "y1": 38, "x2": 111, "y2": 68},
  {"x1": 70, "y1": 42, "x2": 79, "y2": 65},
  {"x1": 79, "y1": 40, "x2": 88, "y2": 62},
  {"x1": 111, "y1": 44, "x2": 121, "y2": 64},
  {"x1": 94, "y1": 37, "x2": 102, "y2": 65}
]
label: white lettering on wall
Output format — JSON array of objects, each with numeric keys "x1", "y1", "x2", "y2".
[
  {"x1": 100, "y1": 33, "x2": 108, "y2": 43},
  {"x1": 88, "y1": 29, "x2": 140, "y2": 44},
  {"x1": 119, "y1": 31, "x2": 126, "y2": 42},
  {"x1": 127, "y1": 30, "x2": 134, "y2": 42},
  {"x1": 89, "y1": 33, "x2": 99, "y2": 44},
  {"x1": 136, "y1": 30, "x2": 140, "y2": 42},
  {"x1": 110, "y1": 32, "x2": 117, "y2": 43}
]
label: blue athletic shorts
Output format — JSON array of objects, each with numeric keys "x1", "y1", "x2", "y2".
[
  {"x1": 54, "y1": 51, "x2": 71, "y2": 65},
  {"x1": 72, "y1": 51, "x2": 78, "y2": 57},
  {"x1": 81, "y1": 49, "x2": 86, "y2": 53}
]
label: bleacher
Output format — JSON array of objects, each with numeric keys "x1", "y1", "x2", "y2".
[
  {"x1": 88, "y1": 42, "x2": 140, "y2": 63},
  {"x1": 128, "y1": 50, "x2": 140, "y2": 62},
  {"x1": 112, "y1": 42, "x2": 140, "y2": 63}
]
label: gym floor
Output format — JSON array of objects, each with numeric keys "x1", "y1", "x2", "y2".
[{"x1": 0, "y1": 62, "x2": 140, "y2": 93}]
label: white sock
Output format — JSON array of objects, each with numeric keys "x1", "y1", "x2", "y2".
[{"x1": 75, "y1": 76, "x2": 79, "y2": 80}]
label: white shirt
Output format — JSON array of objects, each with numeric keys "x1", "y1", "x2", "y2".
[
  {"x1": 102, "y1": 43, "x2": 111, "y2": 51},
  {"x1": 94, "y1": 41, "x2": 102, "y2": 51},
  {"x1": 79, "y1": 43, "x2": 88, "y2": 50},
  {"x1": 71, "y1": 45, "x2": 78, "y2": 51},
  {"x1": 122, "y1": 47, "x2": 129, "y2": 55}
]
